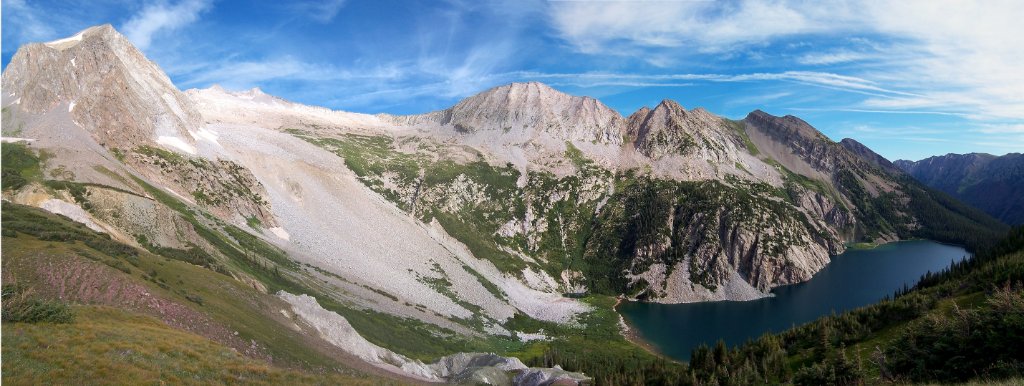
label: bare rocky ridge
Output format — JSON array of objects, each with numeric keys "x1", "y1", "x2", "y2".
[
  {"x1": 186, "y1": 85, "x2": 385, "y2": 131},
  {"x1": 386, "y1": 81, "x2": 625, "y2": 145}
]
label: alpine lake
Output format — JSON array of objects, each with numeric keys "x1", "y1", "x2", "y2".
[{"x1": 617, "y1": 240, "x2": 970, "y2": 361}]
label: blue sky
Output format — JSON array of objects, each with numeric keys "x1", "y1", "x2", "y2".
[{"x1": 3, "y1": 0, "x2": 1023, "y2": 161}]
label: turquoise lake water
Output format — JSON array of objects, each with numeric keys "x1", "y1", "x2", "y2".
[{"x1": 617, "y1": 240, "x2": 970, "y2": 361}]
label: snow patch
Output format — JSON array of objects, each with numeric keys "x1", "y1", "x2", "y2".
[
  {"x1": 156, "y1": 135, "x2": 197, "y2": 155},
  {"x1": 45, "y1": 32, "x2": 84, "y2": 49},
  {"x1": 13, "y1": 98, "x2": 20, "y2": 105},
  {"x1": 1, "y1": 137, "x2": 35, "y2": 143},
  {"x1": 68, "y1": 101, "x2": 76, "y2": 112},
  {"x1": 516, "y1": 331, "x2": 549, "y2": 342},
  {"x1": 277, "y1": 291, "x2": 439, "y2": 380},
  {"x1": 40, "y1": 199, "x2": 105, "y2": 233},
  {"x1": 161, "y1": 186, "x2": 196, "y2": 205},
  {"x1": 71, "y1": 58, "x2": 76, "y2": 67},
  {"x1": 190, "y1": 126, "x2": 220, "y2": 146},
  {"x1": 268, "y1": 227, "x2": 290, "y2": 241}
]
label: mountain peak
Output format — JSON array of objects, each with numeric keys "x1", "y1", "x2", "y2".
[
  {"x1": 469, "y1": 81, "x2": 587, "y2": 107},
  {"x1": 628, "y1": 98, "x2": 734, "y2": 159},
  {"x1": 2, "y1": 24, "x2": 201, "y2": 153},
  {"x1": 41, "y1": 24, "x2": 116, "y2": 50},
  {"x1": 502, "y1": 81, "x2": 558, "y2": 92},
  {"x1": 392, "y1": 81, "x2": 626, "y2": 144},
  {"x1": 654, "y1": 99, "x2": 685, "y2": 112},
  {"x1": 839, "y1": 138, "x2": 899, "y2": 172}
]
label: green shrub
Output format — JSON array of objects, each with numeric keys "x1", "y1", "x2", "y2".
[
  {"x1": 1, "y1": 285, "x2": 74, "y2": 324},
  {"x1": 2, "y1": 142, "x2": 42, "y2": 191}
]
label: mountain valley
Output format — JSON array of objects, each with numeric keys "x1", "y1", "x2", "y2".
[{"x1": 2, "y1": 25, "x2": 1020, "y2": 385}]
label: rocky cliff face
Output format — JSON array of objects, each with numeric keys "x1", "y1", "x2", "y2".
[
  {"x1": 2, "y1": 24, "x2": 200, "y2": 150},
  {"x1": 628, "y1": 100, "x2": 731, "y2": 159},
  {"x1": 896, "y1": 153, "x2": 1024, "y2": 225},
  {"x1": 1, "y1": 25, "x2": 277, "y2": 228}
]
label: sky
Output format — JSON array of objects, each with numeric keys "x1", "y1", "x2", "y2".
[{"x1": 3, "y1": 0, "x2": 1023, "y2": 161}]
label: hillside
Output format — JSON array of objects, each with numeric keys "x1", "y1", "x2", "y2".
[
  {"x1": 896, "y1": 153, "x2": 1024, "y2": 225},
  {"x1": 0, "y1": 201, "x2": 404, "y2": 384},
  {"x1": 681, "y1": 225, "x2": 1024, "y2": 384}
]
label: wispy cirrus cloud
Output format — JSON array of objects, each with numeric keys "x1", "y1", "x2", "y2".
[
  {"x1": 122, "y1": 0, "x2": 212, "y2": 50},
  {"x1": 547, "y1": 0, "x2": 1024, "y2": 122},
  {"x1": 549, "y1": 0, "x2": 846, "y2": 54},
  {"x1": 788, "y1": 107, "x2": 967, "y2": 117},
  {"x1": 288, "y1": 0, "x2": 348, "y2": 23},
  {"x1": 505, "y1": 70, "x2": 914, "y2": 99},
  {"x1": 797, "y1": 50, "x2": 872, "y2": 65},
  {"x1": 1, "y1": 0, "x2": 56, "y2": 47}
]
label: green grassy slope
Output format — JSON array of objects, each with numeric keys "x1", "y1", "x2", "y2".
[
  {"x1": 0, "y1": 202, "x2": 402, "y2": 384},
  {"x1": 0, "y1": 142, "x2": 508, "y2": 362},
  {"x1": 2, "y1": 306, "x2": 382, "y2": 386}
]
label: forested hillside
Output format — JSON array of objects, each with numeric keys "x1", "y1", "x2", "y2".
[{"x1": 526, "y1": 227, "x2": 1024, "y2": 385}]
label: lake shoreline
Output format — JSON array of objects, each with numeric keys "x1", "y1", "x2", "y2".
[
  {"x1": 613, "y1": 296, "x2": 681, "y2": 363},
  {"x1": 615, "y1": 240, "x2": 968, "y2": 362}
]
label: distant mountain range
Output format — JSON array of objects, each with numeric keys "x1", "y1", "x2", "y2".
[{"x1": 896, "y1": 153, "x2": 1024, "y2": 225}]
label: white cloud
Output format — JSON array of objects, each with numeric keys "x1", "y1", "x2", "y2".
[
  {"x1": 797, "y1": 50, "x2": 871, "y2": 65},
  {"x1": 505, "y1": 70, "x2": 911, "y2": 98},
  {"x1": 178, "y1": 56, "x2": 408, "y2": 89},
  {"x1": 169, "y1": 0, "x2": 544, "y2": 111},
  {"x1": 971, "y1": 124, "x2": 1024, "y2": 135},
  {"x1": 122, "y1": 0, "x2": 212, "y2": 50},
  {"x1": 290, "y1": 0, "x2": 348, "y2": 23},
  {"x1": 549, "y1": 0, "x2": 855, "y2": 54},
  {"x1": 1, "y1": 0, "x2": 56, "y2": 47},
  {"x1": 547, "y1": 0, "x2": 1024, "y2": 121}
]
